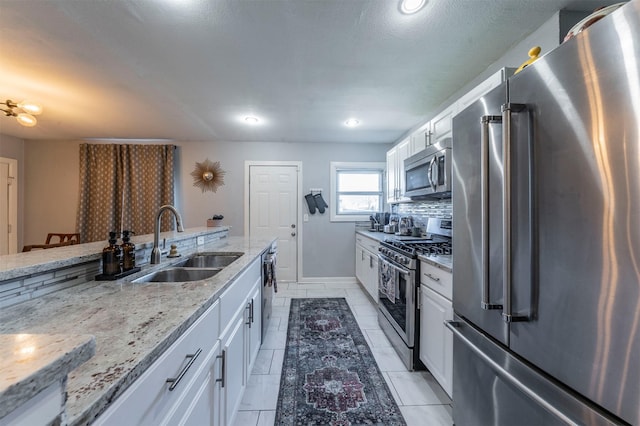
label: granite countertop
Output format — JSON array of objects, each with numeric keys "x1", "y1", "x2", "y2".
[
  {"x1": 0, "y1": 226, "x2": 226, "y2": 281},
  {"x1": 0, "y1": 334, "x2": 96, "y2": 420},
  {"x1": 355, "y1": 229, "x2": 391, "y2": 243},
  {"x1": 418, "y1": 254, "x2": 453, "y2": 273},
  {"x1": 0, "y1": 235, "x2": 273, "y2": 425}
]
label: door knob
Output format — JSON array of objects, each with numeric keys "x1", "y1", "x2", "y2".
[
  {"x1": 291, "y1": 232, "x2": 296, "y2": 237},
  {"x1": 291, "y1": 224, "x2": 296, "y2": 229}
]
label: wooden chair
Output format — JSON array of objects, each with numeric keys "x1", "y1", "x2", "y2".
[
  {"x1": 45, "y1": 233, "x2": 81, "y2": 244},
  {"x1": 22, "y1": 233, "x2": 81, "y2": 252},
  {"x1": 22, "y1": 240, "x2": 78, "y2": 252}
]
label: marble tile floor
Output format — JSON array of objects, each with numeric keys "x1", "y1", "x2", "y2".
[{"x1": 233, "y1": 281, "x2": 453, "y2": 426}]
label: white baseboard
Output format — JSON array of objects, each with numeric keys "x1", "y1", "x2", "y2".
[{"x1": 297, "y1": 276, "x2": 358, "y2": 285}]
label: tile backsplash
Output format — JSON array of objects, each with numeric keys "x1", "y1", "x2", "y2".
[{"x1": 393, "y1": 199, "x2": 452, "y2": 230}]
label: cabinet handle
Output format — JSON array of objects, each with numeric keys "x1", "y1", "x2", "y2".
[
  {"x1": 369, "y1": 255, "x2": 373, "y2": 268},
  {"x1": 424, "y1": 272, "x2": 440, "y2": 282},
  {"x1": 216, "y1": 350, "x2": 226, "y2": 388},
  {"x1": 166, "y1": 348, "x2": 202, "y2": 391},
  {"x1": 250, "y1": 299, "x2": 255, "y2": 324},
  {"x1": 246, "y1": 302, "x2": 252, "y2": 327}
]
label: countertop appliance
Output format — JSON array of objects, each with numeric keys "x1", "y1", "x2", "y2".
[
  {"x1": 450, "y1": 3, "x2": 639, "y2": 425},
  {"x1": 377, "y1": 217, "x2": 452, "y2": 370},
  {"x1": 261, "y1": 242, "x2": 277, "y2": 341},
  {"x1": 404, "y1": 138, "x2": 451, "y2": 199}
]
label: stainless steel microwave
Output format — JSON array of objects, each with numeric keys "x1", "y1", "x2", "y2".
[{"x1": 404, "y1": 138, "x2": 452, "y2": 199}]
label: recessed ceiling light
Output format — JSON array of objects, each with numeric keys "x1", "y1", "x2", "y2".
[
  {"x1": 345, "y1": 118, "x2": 360, "y2": 127},
  {"x1": 244, "y1": 116, "x2": 260, "y2": 125},
  {"x1": 400, "y1": 0, "x2": 426, "y2": 14}
]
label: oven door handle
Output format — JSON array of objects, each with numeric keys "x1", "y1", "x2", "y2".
[{"x1": 377, "y1": 254, "x2": 412, "y2": 277}]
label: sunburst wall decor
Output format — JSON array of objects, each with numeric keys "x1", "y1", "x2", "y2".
[{"x1": 191, "y1": 158, "x2": 226, "y2": 193}]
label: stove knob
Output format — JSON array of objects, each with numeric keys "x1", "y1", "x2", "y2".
[{"x1": 403, "y1": 258, "x2": 409, "y2": 265}]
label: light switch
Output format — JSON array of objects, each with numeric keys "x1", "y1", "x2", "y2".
[
  {"x1": 303, "y1": 214, "x2": 309, "y2": 222},
  {"x1": 197, "y1": 236, "x2": 204, "y2": 245}
]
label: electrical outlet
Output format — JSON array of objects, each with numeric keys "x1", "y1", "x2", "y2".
[{"x1": 197, "y1": 236, "x2": 204, "y2": 245}]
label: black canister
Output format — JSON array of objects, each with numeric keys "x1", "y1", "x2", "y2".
[{"x1": 102, "y1": 231, "x2": 122, "y2": 276}]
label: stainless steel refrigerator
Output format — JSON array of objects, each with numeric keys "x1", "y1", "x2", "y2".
[{"x1": 450, "y1": 1, "x2": 640, "y2": 424}]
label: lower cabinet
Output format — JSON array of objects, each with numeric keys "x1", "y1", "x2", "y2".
[
  {"x1": 419, "y1": 284, "x2": 453, "y2": 398},
  {"x1": 95, "y1": 256, "x2": 263, "y2": 426},
  {"x1": 355, "y1": 235, "x2": 379, "y2": 301},
  {"x1": 94, "y1": 300, "x2": 221, "y2": 426},
  {"x1": 164, "y1": 339, "x2": 222, "y2": 426},
  {"x1": 220, "y1": 313, "x2": 246, "y2": 426}
]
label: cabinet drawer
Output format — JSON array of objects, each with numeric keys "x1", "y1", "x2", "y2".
[
  {"x1": 420, "y1": 261, "x2": 452, "y2": 300},
  {"x1": 219, "y1": 258, "x2": 260, "y2": 328},
  {"x1": 95, "y1": 301, "x2": 220, "y2": 426},
  {"x1": 356, "y1": 235, "x2": 380, "y2": 255}
]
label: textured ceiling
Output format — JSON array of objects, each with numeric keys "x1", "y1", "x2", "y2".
[{"x1": 0, "y1": 0, "x2": 626, "y2": 143}]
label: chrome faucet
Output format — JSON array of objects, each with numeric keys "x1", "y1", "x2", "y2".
[{"x1": 151, "y1": 205, "x2": 185, "y2": 264}]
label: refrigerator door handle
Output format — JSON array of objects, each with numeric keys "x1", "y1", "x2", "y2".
[
  {"x1": 501, "y1": 103, "x2": 529, "y2": 323},
  {"x1": 445, "y1": 320, "x2": 579, "y2": 426},
  {"x1": 480, "y1": 115, "x2": 503, "y2": 310}
]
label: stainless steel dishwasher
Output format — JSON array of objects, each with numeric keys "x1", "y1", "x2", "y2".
[{"x1": 261, "y1": 243, "x2": 277, "y2": 341}]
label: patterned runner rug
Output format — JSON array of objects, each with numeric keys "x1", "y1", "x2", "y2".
[{"x1": 275, "y1": 298, "x2": 406, "y2": 426}]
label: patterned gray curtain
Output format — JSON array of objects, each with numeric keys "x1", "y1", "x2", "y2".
[{"x1": 77, "y1": 144, "x2": 175, "y2": 243}]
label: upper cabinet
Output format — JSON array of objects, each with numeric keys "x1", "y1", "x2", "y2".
[
  {"x1": 409, "y1": 122, "x2": 429, "y2": 154},
  {"x1": 456, "y1": 68, "x2": 514, "y2": 114},
  {"x1": 385, "y1": 68, "x2": 514, "y2": 205},
  {"x1": 429, "y1": 104, "x2": 455, "y2": 145},
  {"x1": 386, "y1": 138, "x2": 410, "y2": 203}
]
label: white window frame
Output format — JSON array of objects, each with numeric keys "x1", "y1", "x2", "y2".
[{"x1": 330, "y1": 161, "x2": 385, "y2": 222}]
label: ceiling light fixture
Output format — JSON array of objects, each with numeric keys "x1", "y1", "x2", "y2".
[
  {"x1": 1, "y1": 99, "x2": 43, "y2": 127},
  {"x1": 400, "y1": 0, "x2": 426, "y2": 14},
  {"x1": 244, "y1": 116, "x2": 260, "y2": 125},
  {"x1": 345, "y1": 118, "x2": 360, "y2": 127}
]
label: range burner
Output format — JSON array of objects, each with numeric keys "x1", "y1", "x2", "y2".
[{"x1": 412, "y1": 241, "x2": 452, "y2": 256}]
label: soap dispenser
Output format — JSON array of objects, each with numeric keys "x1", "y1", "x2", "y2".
[
  {"x1": 102, "y1": 231, "x2": 122, "y2": 276},
  {"x1": 121, "y1": 230, "x2": 136, "y2": 271}
]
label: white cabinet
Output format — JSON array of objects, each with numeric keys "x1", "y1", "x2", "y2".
[
  {"x1": 0, "y1": 382, "x2": 64, "y2": 426},
  {"x1": 419, "y1": 261, "x2": 453, "y2": 398},
  {"x1": 456, "y1": 67, "x2": 514, "y2": 114},
  {"x1": 429, "y1": 104, "x2": 456, "y2": 146},
  {"x1": 355, "y1": 234, "x2": 380, "y2": 301},
  {"x1": 409, "y1": 122, "x2": 429, "y2": 154},
  {"x1": 419, "y1": 285, "x2": 453, "y2": 398},
  {"x1": 220, "y1": 313, "x2": 246, "y2": 426},
  {"x1": 246, "y1": 278, "x2": 262, "y2": 375},
  {"x1": 95, "y1": 300, "x2": 221, "y2": 426},
  {"x1": 386, "y1": 138, "x2": 410, "y2": 203},
  {"x1": 95, "y1": 255, "x2": 264, "y2": 426},
  {"x1": 164, "y1": 339, "x2": 222, "y2": 426},
  {"x1": 219, "y1": 258, "x2": 262, "y2": 426}
]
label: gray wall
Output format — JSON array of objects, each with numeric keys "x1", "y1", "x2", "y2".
[
  {"x1": 399, "y1": 10, "x2": 587, "y2": 140},
  {"x1": 0, "y1": 133, "x2": 25, "y2": 250},
  {"x1": 18, "y1": 139, "x2": 389, "y2": 279}
]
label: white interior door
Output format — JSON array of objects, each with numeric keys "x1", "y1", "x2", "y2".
[
  {"x1": 0, "y1": 157, "x2": 17, "y2": 255},
  {"x1": 248, "y1": 164, "x2": 299, "y2": 282}
]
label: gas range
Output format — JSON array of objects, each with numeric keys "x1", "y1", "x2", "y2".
[{"x1": 378, "y1": 218, "x2": 452, "y2": 270}]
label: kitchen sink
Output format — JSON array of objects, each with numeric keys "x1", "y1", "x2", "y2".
[
  {"x1": 133, "y1": 267, "x2": 222, "y2": 283},
  {"x1": 174, "y1": 252, "x2": 243, "y2": 268},
  {"x1": 132, "y1": 252, "x2": 244, "y2": 283}
]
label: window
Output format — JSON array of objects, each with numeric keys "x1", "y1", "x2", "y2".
[{"x1": 330, "y1": 162, "x2": 385, "y2": 222}]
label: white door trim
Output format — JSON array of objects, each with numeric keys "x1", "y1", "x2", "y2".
[
  {"x1": 244, "y1": 161, "x2": 303, "y2": 282},
  {"x1": 0, "y1": 157, "x2": 18, "y2": 254}
]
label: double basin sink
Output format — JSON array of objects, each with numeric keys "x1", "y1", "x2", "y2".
[{"x1": 133, "y1": 252, "x2": 244, "y2": 283}]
